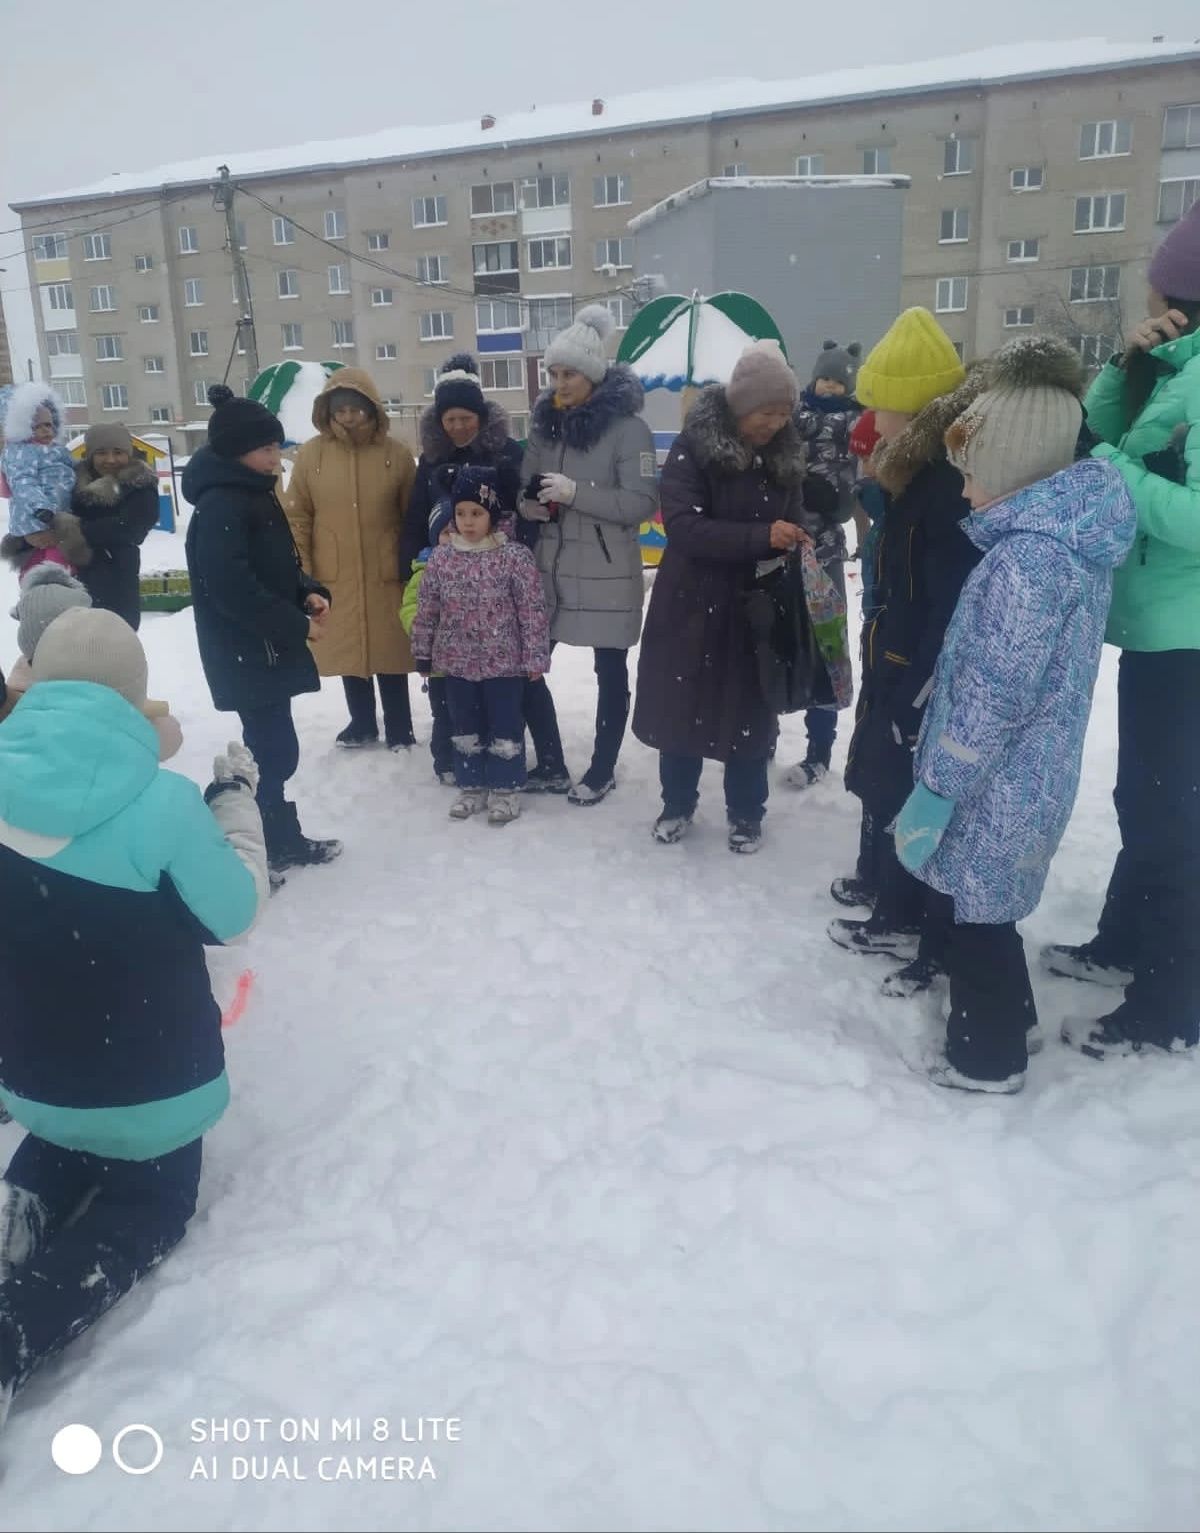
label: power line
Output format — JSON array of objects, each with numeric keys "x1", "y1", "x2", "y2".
[{"x1": 0, "y1": 190, "x2": 192, "y2": 267}]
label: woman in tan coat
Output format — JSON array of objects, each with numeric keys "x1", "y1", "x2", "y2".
[{"x1": 287, "y1": 370, "x2": 417, "y2": 748}]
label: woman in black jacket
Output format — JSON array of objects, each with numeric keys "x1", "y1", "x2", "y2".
[
  {"x1": 70, "y1": 424, "x2": 159, "y2": 629},
  {"x1": 183, "y1": 386, "x2": 340, "y2": 884}
]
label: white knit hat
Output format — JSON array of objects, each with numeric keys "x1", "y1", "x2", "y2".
[
  {"x1": 31, "y1": 607, "x2": 148, "y2": 709},
  {"x1": 544, "y1": 304, "x2": 616, "y2": 384},
  {"x1": 11, "y1": 564, "x2": 93, "y2": 660}
]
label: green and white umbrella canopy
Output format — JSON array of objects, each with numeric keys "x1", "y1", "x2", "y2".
[
  {"x1": 247, "y1": 359, "x2": 346, "y2": 444},
  {"x1": 617, "y1": 291, "x2": 786, "y2": 392}
]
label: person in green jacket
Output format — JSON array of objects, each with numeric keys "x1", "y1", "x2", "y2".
[
  {"x1": 1045, "y1": 199, "x2": 1200, "y2": 1059},
  {"x1": 400, "y1": 498, "x2": 455, "y2": 784}
]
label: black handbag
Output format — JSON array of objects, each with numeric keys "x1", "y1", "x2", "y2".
[{"x1": 742, "y1": 556, "x2": 834, "y2": 715}]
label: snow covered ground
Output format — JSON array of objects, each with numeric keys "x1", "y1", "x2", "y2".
[{"x1": 1, "y1": 514, "x2": 1198, "y2": 1532}]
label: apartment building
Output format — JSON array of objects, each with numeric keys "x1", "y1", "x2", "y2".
[
  {"x1": 11, "y1": 38, "x2": 1200, "y2": 453},
  {"x1": 0, "y1": 300, "x2": 11, "y2": 386}
]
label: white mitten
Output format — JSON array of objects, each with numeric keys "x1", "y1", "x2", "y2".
[
  {"x1": 537, "y1": 473, "x2": 576, "y2": 506},
  {"x1": 212, "y1": 740, "x2": 260, "y2": 794}
]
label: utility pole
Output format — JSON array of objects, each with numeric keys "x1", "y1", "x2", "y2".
[{"x1": 213, "y1": 164, "x2": 259, "y2": 381}]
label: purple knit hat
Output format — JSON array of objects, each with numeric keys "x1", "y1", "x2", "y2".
[{"x1": 1148, "y1": 200, "x2": 1200, "y2": 302}]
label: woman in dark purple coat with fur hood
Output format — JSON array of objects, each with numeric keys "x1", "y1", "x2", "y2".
[{"x1": 634, "y1": 341, "x2": 830, "y2": 855}]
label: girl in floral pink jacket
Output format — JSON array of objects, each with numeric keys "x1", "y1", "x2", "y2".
[{"x1": 412, "y1": 465, "x2": 551, "y2": 826}]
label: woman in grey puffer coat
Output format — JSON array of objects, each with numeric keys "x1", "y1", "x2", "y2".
[{"x1": 519, "y1": 305, "x2": 657, "y2": 804}]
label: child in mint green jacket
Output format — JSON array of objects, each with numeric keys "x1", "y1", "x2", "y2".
[{"x1": 400, "y1": 499, "x2": 455, "y2": 783}]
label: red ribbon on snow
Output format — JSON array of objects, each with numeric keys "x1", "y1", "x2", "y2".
[{"x1": 221, "y1": 969, "x2": 255, "y2": 1028}]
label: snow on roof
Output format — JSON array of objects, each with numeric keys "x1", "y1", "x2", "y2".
[
  {"x1": 628, "y1": 174, "x2": 911, "y2": 232},
  {"x1": 14, "y1": 37, "x2": 1199, "y2": 208}
]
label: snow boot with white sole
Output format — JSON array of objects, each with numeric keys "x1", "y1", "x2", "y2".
[
  {"x1": 653, "y1": 813, "x2": 694, "y2": 845},
  {"x1": 828, "y1": 918, "x2": 920, "y2": 960},
  {"x1": 1040, "y1": 940, "x2": 1132, "y2": 989},
  {"x1": 487, "y1": 792, "x2": 521, "y2": 826},
  {"x1": 449, "y1": 789, "x2": 488, "y2": 821}
]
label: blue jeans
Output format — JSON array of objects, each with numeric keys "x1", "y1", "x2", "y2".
[
  {"x1": 445, "y1": 676, "x2": 527, "y2": 791},
  {"x1": 804, "y1": 706, "x2": 837, "y2": 766},
  {"x1": 659, "y1": 752, "x2": 770, "y2": 825},
  {"x1": 425, "y1": 677, "x2": 453, "y2": 776},
  {"x1": 0, "y1": 1135, "x2": 202, "y2": 1394}
]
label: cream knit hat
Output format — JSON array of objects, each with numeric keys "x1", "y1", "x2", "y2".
[
  {"x1": 544, "y1": 304, "x2": 617, "y2": 384},
  {"x1": 31, "y1": 607, "x2": 149, "y2": 709},
  {"x1": 945, "y1": 336, "x2": 1085, "y2": 501}
]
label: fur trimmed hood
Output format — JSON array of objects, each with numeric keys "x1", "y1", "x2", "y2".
[
  {"x1": 530, "y1": 363, "x2": 644, "y2": 454},
  {"x1": 2, "y1": 381, "x2": 66, "y2": 445},
  {"x1": 73, "y1": 457, "x2": 157, "y2": 506},
  {"x1": 418, "y1": 398, "x2": 514, "y2": 464},
  {"x1": 873, "y1": 363, "x2": 991, "y2": 497},
  {"x1": 681, "y1": 384, "x2": 807, "y2": 487}
]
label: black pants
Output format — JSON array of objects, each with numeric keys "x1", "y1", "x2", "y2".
[
  {"x1": 1091, "y1": 650, "x2": 1200, "y2": 1045},
  {"x1": 528, "y1": 647, "x2": 631, "y2": 788},
  {"x1": 521, "y1": 677, "x2": 567, "y2": 774},
  {"x1": 238, "y1": 700, "x2": 299, "y2": 823},
  {"x1": 660, "y1": 752, "x2": 770, "y2": 825},
  {"x1": 804, "y1": 706, "x2": 838, "y2": 767},
  {"x1": 0, "y1": 1135, "x2": 201, "y2": 1394},
  {"x1": 859, "y1": 809, "x2": 925, "y2": 932},
  {"x1": 923, "y1": 890, "x2": 1037, "y2": 1080},
  {"x1": 343, "y1": 674, "x2": 414, "y2": 744},
  {"x1": 425, "y1": 676, "x2": 453, "y2": 776}
]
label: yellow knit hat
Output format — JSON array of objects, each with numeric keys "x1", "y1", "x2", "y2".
[{"x1": 856, "y1": 308, "x2": 967, "y2": 416}]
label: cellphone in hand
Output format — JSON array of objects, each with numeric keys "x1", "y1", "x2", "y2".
[{"x1": 525, "y1": 473, "x2": 559, "y2": 520}]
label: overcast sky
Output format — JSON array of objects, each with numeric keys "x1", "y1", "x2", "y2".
[{"x1": 2, "y1": 0, "x2": 1197, "y2": 370}]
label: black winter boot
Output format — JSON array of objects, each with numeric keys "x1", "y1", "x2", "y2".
[{"x1": 265, "y1": 803, "x2": 343, "y2": 873}]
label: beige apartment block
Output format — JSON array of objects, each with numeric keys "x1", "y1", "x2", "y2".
[{"x1": 12, "y1": 40, "x2": 1200, "y2": 454}]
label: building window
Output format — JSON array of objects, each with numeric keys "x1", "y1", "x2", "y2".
[
  {"x1": 189, "y1": 330, "x2": 209, "y2": 356},
  {"x1": 1075, "y1": 334, "x2": 1117, "y2": 370},
  {"x1": 375, "y1": 342, "x2": 398, "y2": 360},
  {"x1": 943, "y1": 137, "x2": 976, "y2": 175},
  {"x1": 134, "y1": 253, "x2": 154, "y2": 272},
  {"x1": 521, "y1": 174, "x2": 570, "y2": 209},
  {"x1": 795, "y1": 154, "x2": 825, "y2": 176},
  {"x1": 593, "y1": 174, "x2": 631, "y2": 207},
  {"x1": 144, "y1": 355, "x2": 165, "y2": 373},
  {"x1": 1069, "y1": 264, "x2": 1121, "y2": 303},
  {"x1": 536, "y1": 358, "x2": 551, "y2": 391},
  {"x1": 46, "y1": 283, "x2": 74, "y2": 311},
  {"x1": 277, "y1": 268, "x2": 299, "y2": 298},
  {"x1": 722, "y1": 162, "x2": 747, "y2": 178},
  {"x1": 594, "y1": 237, "x2": 633, "y2": 270},
  {"x1": 1006, "y1": 238, "x2": 1040, "y2": 263},
  {"x1": 149, "y1": 405, "x2": 171, "y2": 423},
  {"x1": 862, "y1": 147, "x2": 891, "y2": 174},
  {"x1": 83, "y1": 233, "x2": 111, "y2": 261},
  {"x1": 324, "y1": 209, "x2": 346, "y2": 240},
  {"x1": 422, "y1": 367, "x2": 439, "y2": 397},
  {"x1": 472, "y1": 241, "x2": 519, "y2": 275},
  {"x1": 412, "y1": 195, "x2": 448, "y2": 228},
  {"x1": 184, "y1": 277, "x2": 204, "y2": 306},
  {"x1": 46, "y1": 332, "x2": 79, "y2": 356},
  {"x1": 528, "y1": 296, "x2": 573, "y2": 351},
  {"x1": 604, "y1": 295, "x2": 631, "y2": 330},
  {"x1": 1010, "y1": 165, "x2": 1044, "y2": 192},
  {"x1": 331, "y1": 319, "x2": 355, "y2": 349},
  {"x1": 371, "y1": 287, "x2": 394, "y2": 306},
  {"x1": 138, "y1": 303, "x2": 159, "y2": 322},
  {"x1": 100, "y1": 383, "x2": 129, "y2": 411},
  {"x1": 33, "y1": 232, "x2": 68, "y2": 261},
  {"x1": 419, "y1": 310, "x2": 454, "y2": 341},
  {"x1": 194, "y1": 379, "x2": 213, "y2": 407},
  {"x1": 480, "y1": 358, "x2": 523, "y2": 390},
  {"x1": 273, "y1": 216, "x2": 294, "y2": 246},
  {"x1": 366, "y1": 230, "x2": 390, "y2": 251},
  {"x1": 416, "y1": 254, "x2": 448, "y2": 285},
  {"x1": 328, "y1": 264, "x2": 350, "y2": 295},
  {"x1": 471, "y1": 181, "x2": 516, "y2": 216},
  {"x1": 380, "y1": 397, "x2": 402, "y2": 414},
  {"x1": 1163, "y1": 103, "x2": 1200, "y2": 150},
  {"x1": 58, "y1": 379, "x2": 86, "y2": 406},
  {"x1": 938, "y1": 208, "x2": 970, "y2": 244},
  {"x1": 1003, "y1": 306, "x2": 1035, "y2": 328},
  {"x1": 282, "y1": 323, "x2": 303, "y2": 350},
  {"x1": 475, "y1": 297, "x2": 523, "y2": 332},
  {"x1": 95, "y1": 334, "x2": 123, "y2": 361},
  {"x1": 1158, "y1": 178, "x2": 1200, "y2": 225},
  {"x1": 178, "y1": 226, "x2": 199, "y2": 255},
  {"x1": 89, "y1": 285, "x2": 116, "y2": 312},
  {"x1": 935, "y1": 276, "x2": 968, "y2": 313},
  {"x1": 1075, "y1": 193, "x2": 1126, "y2": 233},
  {"x1": 527, "y1": 236, "x2": 572, "y2": 271},
  {"x1": 1080, "y1": 120, "x2": 1132, "y2": 159}
]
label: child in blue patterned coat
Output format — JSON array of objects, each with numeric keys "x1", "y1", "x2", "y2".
[
  {"x1": 0, "y1": 383, "x2": 86, "y2": 575},
  {"x1": 894, "y1": 338, "x2": 1137, "y2": 1094}
]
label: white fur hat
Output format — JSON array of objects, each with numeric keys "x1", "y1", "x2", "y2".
[{"x1": 544, "y1": 304, "x2": 616, "y2": 385}]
